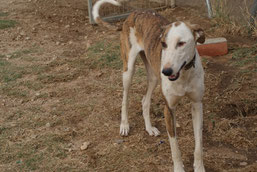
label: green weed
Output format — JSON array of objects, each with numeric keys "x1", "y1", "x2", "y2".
[
  {"x1": 20, "y1": 80, "x2": 44, "y2": 91},
  {"x1": 231, "y1": 46, "x2": 257, "y2": 67},
  {"x1": 0, "y1": 19, "x2": 17, "y2": 29},
  {"x1": 9, "y1": 49, "x2": 34, "y2": 59},
  {"x1": 1, "y1": 84, "x2": 29, "y2": 98},
  {"x1": 0, "y1": 12, "x2": 8, "y2": 17},
  {"x1": 87, "y1": 40, "x2": 122, "y2": 69}
]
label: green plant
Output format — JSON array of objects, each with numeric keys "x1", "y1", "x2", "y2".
[
  {"x1": 0, "y1": 19, "x2": 17, "y2": 29},
  {"x1": 231, "y1": 46, "x2": 257, "y2": 67},
  {"x1": 0, "y1": 12, "x2": 8, "y2": 17},
  {"x1": 87, "y1": 40, "x2": 122, "y2": 69}
]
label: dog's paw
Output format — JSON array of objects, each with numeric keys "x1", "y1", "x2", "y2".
[
  {"x1": 120, "y1": 122, "x2": 129, "y2": 136},
  {"x1": 173, "y1": 164, "x2": 185, "y2": 172},
  {"x1": 194, "y1": 164, "x2": 205, "y2": 172},
  {"x1": 174, "y1": 167, "x2": 185, "y2": 172},
  {"x1": 146, "y1": 126, "x2": 160, "y2": 136}
]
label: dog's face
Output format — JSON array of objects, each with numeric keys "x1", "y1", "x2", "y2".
[{"x1": 160, "y1": 22, "x2": 205, "y2": 81}]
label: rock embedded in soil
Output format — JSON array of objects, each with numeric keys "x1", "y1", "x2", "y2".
[
  {"x1": 240, "y1": 162, "x2": 248, "y2": 166},
  {"x1": 114, "y1": 139, "x2": 124, "y2": 144},
  {"x1": 45, "y1": 123, "x2": 51, "y2": 128},
  {"x1": 80, "y1": 142, "x2": 90, "y2": 150}
]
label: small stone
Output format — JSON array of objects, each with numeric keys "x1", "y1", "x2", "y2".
[
  {"x1": 65, "y1": 25, "x2": 70, "y2": 29},
  {"x1": 96, "y1": 72, "x2": 103, "y2": 77},
  {"x1": 80, "y1": 142, "x2": 90, "y2": 150},
  {"x1": 20, "y1": 31, "x2": 25, "y2": 36},
  {"x1": 25, "y1": 37, "x2": 30, "y2": 40},
  {"x1": 115, "y1": 139, "x2": 124, "y2": 144},
  {"x1": 45, "y1": 123, "x2": 51, "y2": 128},
  {"x1": 31, "y1": 134, "x2": 37, "y2": 139},
  {"x1": 240, "y1": 162, "x2": 248, "y2": 166},
  {"x1": 68, "y1": 41, "x2": 73, "y2": 45},
  {"x1": 56, "y1": 41, "x2": 60, "y2": 45},
  {"x1": 35, "y1": 92, "x2": 40, "y2": 96},
  {"x1": 64, "y1": 127, "x2": 70, "y2": 132}
]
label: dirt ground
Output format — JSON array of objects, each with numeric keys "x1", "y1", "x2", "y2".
[{"x1": 0, "y1": 0, "x2": 256, "y2": 172}]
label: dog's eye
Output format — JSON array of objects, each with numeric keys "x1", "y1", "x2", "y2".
[
  {"x1": 177, "y1": 41, "x2": 186, "y2": 47},
  {"x1": 161, "y1": 41, "x2": 167, "y2": 48}
]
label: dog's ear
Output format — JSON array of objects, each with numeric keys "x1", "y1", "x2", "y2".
[{"x1": 186, "y1": 23, "x2": 205, "y2": 44}]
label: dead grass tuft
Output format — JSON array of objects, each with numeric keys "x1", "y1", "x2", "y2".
[{"x1": 211, "y1": 0, "x2": 257, "y2": 37}]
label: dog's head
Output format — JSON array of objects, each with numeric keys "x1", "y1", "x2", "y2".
[{"x1": 160, "y1": 21, "x2": 205, "y2": 81}]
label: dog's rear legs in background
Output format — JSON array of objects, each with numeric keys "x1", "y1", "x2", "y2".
[
  {"x1": 119, "y1": 46, "x2": 138, "y2": 136},
  {"x1": 140, "y1": 52, "x2": 160, "y2": 136},
  {"x1": 119, "y1": 29, "x2": 160, "y2": 136}
]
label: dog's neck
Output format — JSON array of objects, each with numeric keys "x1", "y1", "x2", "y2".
[
  {"x1": 176, "y1": 53, "x2": 198, "y2": 83},
  {"x1": 184, "y1": 53, "x2": 196, "y2": 70}
]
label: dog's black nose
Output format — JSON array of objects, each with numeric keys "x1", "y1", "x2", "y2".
[{"x1": 162, "y1": 68, "x2": 173, "y2": 76}]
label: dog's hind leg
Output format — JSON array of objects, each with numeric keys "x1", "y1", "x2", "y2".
[
  {"x1": 120, "y1": 29, "x2": 140, "y2": 136},
  {"x1": 140, "y1": 51, "x2": 160, "y2": 136}
]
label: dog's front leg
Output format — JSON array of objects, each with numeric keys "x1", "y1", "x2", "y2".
[
  {"x1": 188, "y1": 91, "x2": 205, "y2": 172},
  {"x1": 191, "y1": 101, "x2": 205, "y2": 172},
  {"x1": 164, "y1": 97, "x2": 185, "y2": 172}
]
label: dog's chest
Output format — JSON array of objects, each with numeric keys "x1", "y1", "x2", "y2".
[
  {"x1": 162, "y1": 78, "x2": 193, "y2": 97},
  {"x1": 161, "y1": 70, "x2": 203, "y2": 97}
]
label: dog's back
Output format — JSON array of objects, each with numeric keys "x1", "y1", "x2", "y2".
[{"x1": 121, "y1": 10, "x2": 169, "y2": 77}]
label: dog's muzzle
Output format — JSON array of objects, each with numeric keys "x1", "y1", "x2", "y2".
[
  {"x1": 162, "y1": 61, "x2": 186, "y2": 81},
  {"x1": 162, "y1": 53, "x2": 196, "y2": 81}
]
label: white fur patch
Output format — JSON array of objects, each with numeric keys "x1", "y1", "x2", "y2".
[
  {"x1": 168, "y1": 136, "x2": 185, "y2": 172},
  {"x1": 161, "y1": 22, "x2": 195, "y2": 74},
  {"x1": 92, "y1": 0, "x2": 121, "y2": 22},
  {"x1": 129, "y1": 27, "x2": 143, "y2": 51}
]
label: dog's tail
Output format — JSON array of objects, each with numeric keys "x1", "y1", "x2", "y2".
[{"x1": 92, "y1": 0, "x2": 121, "y2": 30}]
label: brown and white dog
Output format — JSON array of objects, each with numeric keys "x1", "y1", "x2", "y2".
[{"x1": 93, "y1": 1, "x2": 206, "y2": 171}]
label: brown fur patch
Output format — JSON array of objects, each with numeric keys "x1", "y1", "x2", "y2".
[
  {"x1": 164, "y1": 105, "x2": 176, "y2": 137},
  {"x1": 120, "y1": 20, "x2": 131, "y2": 72},
  {"x1": 174, "y1": 21, "x2": 181, "y2": 27},
  {"x1": 120, "y1": 10, "x2": 170, "y2": 76},
  {"x1": 163, "y1": 63, "x2": 171, "y2": 69},
  {"x1": 161, "y1": 24, "x2": 172, "y2": 43}
]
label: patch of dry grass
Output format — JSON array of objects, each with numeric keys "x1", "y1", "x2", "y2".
[{"x1": 211, "y1": 0, "x2": 257, "y2": 37}]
